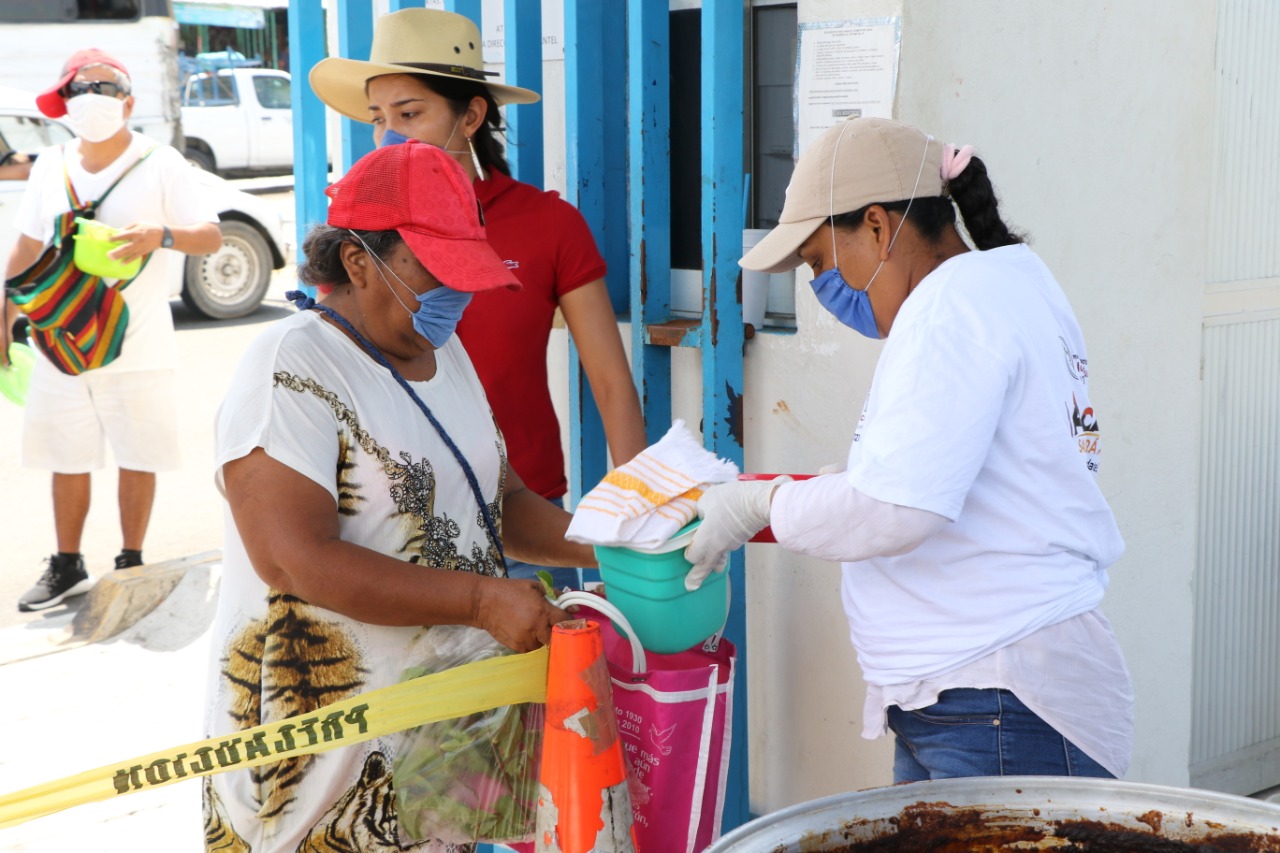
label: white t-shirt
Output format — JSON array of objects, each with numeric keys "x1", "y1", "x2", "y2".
[
  {"x1": 206, "y1": 310, "x2": 506, "y2": 852},
  {"x1": 837, "y1": 244, "x2": 1123, "y2": 683},
  {"x1": 14, "y1": 132, "x2": 220, "y2": 373},
  {"x1": 772, "y1": 245, "x2": 1131, "y2": 774}
]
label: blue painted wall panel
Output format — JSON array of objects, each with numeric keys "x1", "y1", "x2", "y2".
[{"x1": 504, "y1": 0, "x2": 544, "y2": 188}]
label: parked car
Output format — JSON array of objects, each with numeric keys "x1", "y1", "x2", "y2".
[
  {"x1": 0, "y1": 85, "x2": 288, "y2": 320},
  {"x1": 181, "y1": 68, "x2": 293, "y2": 176}
]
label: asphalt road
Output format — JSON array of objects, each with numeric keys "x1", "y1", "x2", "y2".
[{"x1": 0, "y1": 189, "x2": 298, "y2": 630}]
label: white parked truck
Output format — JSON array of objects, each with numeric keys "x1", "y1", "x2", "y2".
[{"x1": 180, "y1": 68, "x2": 293, "y2": 175}]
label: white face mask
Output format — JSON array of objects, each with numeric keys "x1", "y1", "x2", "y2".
[{"x1": 66, "y1": 93, "x2": 126, "y2": 143}]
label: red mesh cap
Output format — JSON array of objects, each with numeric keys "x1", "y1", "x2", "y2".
[
  {"x1": 36, "y1": 48, "x2": 131, "y2": 119},
  {"x1": 325, "y1": 140, "x2": 520, "y2": 293}
]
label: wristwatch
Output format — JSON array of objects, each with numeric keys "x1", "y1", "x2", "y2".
[{"x1": 160, "y1": 226, "x2": 174, "y2": 249}]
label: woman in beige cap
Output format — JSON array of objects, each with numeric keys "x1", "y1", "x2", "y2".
[
  {"x1": 685, "y1": 117, "x2": 1132, "y2": 785},
  {"x1": 311, "y1": 9, "x2": 645, "y2": 593}
]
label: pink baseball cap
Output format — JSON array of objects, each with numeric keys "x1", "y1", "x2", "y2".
[
  {"x1": 36, "y1": 48, "x2": 131, "y2": 119},
  {"x1": 325, "y1": 140, "x2": 520, "y2": 293}
]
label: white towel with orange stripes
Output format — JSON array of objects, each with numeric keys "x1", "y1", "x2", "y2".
[{"x1": 565, "y1": 420, "x2": 740, "y2": 548}]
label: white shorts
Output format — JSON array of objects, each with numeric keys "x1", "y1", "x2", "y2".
[{"x1": 22, "y1": 360, "x2": 181, "y2": 474}]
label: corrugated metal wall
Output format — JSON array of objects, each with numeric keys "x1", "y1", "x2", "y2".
[
  {"x1": 1193, "y1": 315, "x2": 1280, "y2": 794},
  {"x1": 1206, "y1": 0, "x2": 1280, "y2": 285},
  {"x1": 1191, "y1": 0, "x2": 1280, "y2": 795}
]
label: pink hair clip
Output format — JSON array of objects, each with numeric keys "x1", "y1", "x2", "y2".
[{"x1": 940, "y1": 143, "x2": 974, "y2": 181}]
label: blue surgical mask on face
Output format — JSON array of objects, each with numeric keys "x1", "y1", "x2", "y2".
[
  {"x1": 810, "y1": 266, "x2": 881, "y2": 339},
  {"x1": 350, "y1": 231, "x2": 472, "y2": 347},
  {"x1": 379, "y1": 128, "x2": 411, "y2": 147}
]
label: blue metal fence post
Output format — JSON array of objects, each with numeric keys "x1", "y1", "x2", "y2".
[
  {"x1": 289, "y1": 0, "x2": 330, "y2": 278},
  {"x1": 504, "y1": 0, "x2": 544, "y2": 188},
  {"x1": 629, "y1": 0, "x2": 672, "y2": 445},
  {"x1": 564, "y1": 0, "x2": 625, "y2": 504},
  {"x1": 336, "y1": 0, "x2": 375, "y2": 170},
  {"x1": 702, "y1": 0, "x2": 749, "y2": 832}
]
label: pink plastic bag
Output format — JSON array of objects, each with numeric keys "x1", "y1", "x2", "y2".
[{"x1": 565, "y1": 597, "x2": 735, "y2": 853}]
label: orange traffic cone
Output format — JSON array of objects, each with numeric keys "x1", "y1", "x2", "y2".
[{"x1": 535, "y1": 618, "x2": 637, "y2": 853}]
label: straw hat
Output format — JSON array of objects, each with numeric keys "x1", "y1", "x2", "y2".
[{"x1": 310, "y1": 8, "x2": 539, "y2": 124}]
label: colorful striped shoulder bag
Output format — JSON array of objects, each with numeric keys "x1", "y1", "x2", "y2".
[{"x1": 3, "y1": 146, "x2": 156, "y2": 375}]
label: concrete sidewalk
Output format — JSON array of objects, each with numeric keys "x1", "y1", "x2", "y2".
[{"x1": 0, "y1": 556, "x2": 221, "y2": 852}]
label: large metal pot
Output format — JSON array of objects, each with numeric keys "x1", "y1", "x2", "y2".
[{"x1": 707, "y1": 777, "x2": 1280, "y2": 852}]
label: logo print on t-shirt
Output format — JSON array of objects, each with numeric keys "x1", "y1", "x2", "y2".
[
  {"x1": 1068, "y1": 393, "x2": 1102, "y2": 473},
  {"x1": 1060, "y1": 337, "x2": 1088, "y2": 381}
]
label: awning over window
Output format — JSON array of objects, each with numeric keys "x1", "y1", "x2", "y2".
[{"x1": 174, "y1": 0, "x2": 282, "y2": 30}]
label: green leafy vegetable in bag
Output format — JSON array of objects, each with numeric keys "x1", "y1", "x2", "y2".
[{"x1": 393, "y1": 624, "x2": 544, "y2": 844}]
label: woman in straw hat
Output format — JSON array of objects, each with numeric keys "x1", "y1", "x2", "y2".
[
  {"x1": 206, "y1": 141, "x2": 582, "y2": 851},
  {"x1": 311, "y1": 9, "x2": 646, "y2": 592},
  {"x1": 684, "y1": 117, "x2": 1133, "y2": 784}
]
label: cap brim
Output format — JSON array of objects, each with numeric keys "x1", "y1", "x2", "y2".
[
  {"x1": 739, "y1": 216, "x2": 825, "y2": 274},
  {"x1": 35, "y1": 69, "x2": 76, "y2": 118},
  {"x1": 309, "y1": 57, "x2": 540, "y2": 124},
  {"x1": 400, "y1": 230, "x2": 522, "y2": 293}
]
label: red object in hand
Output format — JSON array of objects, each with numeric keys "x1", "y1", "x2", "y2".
[{"x1": 738, "y1": 473, "x2": 815, "y2": 542}]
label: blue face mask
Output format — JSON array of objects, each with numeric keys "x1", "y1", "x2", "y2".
[
  {"x1": 379, "y1": 128, "x2": 411, "y2": 147},
  {"x1": 810, "y1": 266, "x2": 881, "y2": 339},
  {"x1": 350, "y1": 231, "x2": 472, "y2": 347}
]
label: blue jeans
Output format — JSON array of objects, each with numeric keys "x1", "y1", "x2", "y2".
[
  {"x1": 503, "y1": 497, "x2": 600, "y2": 592},
  {"x1": 886, "y1": 688, "x2": 1114, "y2": 783}
]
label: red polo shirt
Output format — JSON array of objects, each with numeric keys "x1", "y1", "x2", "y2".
[{"x1": 459, "y1": 169, "x2": 607, "y2": 500}]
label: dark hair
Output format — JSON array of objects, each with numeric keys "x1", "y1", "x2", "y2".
[
  {"x1": 297, "y1": 225, "x2": 403, "y2": 288},
  {"x1": 412, "y1": 74, "x2": 510, "y2": 177},
  {"x1": 831, "y1": 155, "x2": 1027, "y2": 251}
]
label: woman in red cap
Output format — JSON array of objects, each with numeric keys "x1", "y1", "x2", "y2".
[
  {"x1": 310, "y1": 8, "x2": 646, "y2": 592},
  {"x1": 205, "y1": 141, "x2": 585, "y2": 851}
]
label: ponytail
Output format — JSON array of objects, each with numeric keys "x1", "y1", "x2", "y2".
[{"x1": 946, "y1": 155, "x2": 1026, "y2": 250}]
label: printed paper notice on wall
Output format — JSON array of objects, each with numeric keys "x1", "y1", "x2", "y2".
[{"x1": 795, "y1": 18, "x2": 902, "y2": 155}]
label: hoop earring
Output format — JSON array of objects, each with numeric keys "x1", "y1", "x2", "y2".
[{"x1": 467, "y1": 136, "x2": 486, "y2": 181}]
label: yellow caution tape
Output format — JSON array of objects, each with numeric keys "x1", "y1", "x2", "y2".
[{"x1": 0, "y1": 646, "x2": 548, "y2": 831}]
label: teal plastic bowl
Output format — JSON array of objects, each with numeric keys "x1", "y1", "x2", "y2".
[{"x1": 594, "y1": 520, "x2": 727, "y2": 654}]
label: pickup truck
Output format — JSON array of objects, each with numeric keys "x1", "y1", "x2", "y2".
[{"x1": 181, "y1": 68, "x2": 294, "y2": 176}]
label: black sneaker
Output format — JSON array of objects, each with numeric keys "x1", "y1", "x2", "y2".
[
  {"x1": 114, "y1": 550, "x2": 144, "y2": 571},
  {"x1": 17, "y1": 554, "x2": 93, "y2": 612}
]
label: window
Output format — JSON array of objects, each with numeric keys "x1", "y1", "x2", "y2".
[
  {"x1": 0, "y1": 114, "x2": 74, "y2": 154},
  {"x1": 187, "y1": 73, "x2": 238, "y2": 106},
  {"x1": 751, "y1": 4, "x2": 797, "y2": 229},
  {"x1": 667, "y1": 2, "x2": 798, "y2": 326},
  {"x1": 0, "y1": 0, "x2": 141, "y2": 22},
  {"x1": 252, "y1": 75, "x2": 291, "y2": 110}
]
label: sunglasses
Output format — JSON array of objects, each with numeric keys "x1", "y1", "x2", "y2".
[{"x1": 63, "y1": 80, "x2": 129, "y2": 99}]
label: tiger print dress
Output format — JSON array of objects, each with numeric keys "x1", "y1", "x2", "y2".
[{"x1": 205, "y1": 310, "x2": 507, "y2": 853}]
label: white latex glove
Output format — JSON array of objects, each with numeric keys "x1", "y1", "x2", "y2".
[
  {"x1": 684, "y1": 476, "x2": 792, "y2": 590},
  {"x1": 818, "y1": 461, "x2": 847, "y2": 475}
]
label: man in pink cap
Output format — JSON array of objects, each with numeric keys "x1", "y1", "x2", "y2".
[{"x1": 3, "y1": 48, "x2": 223, "y2": 612}]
